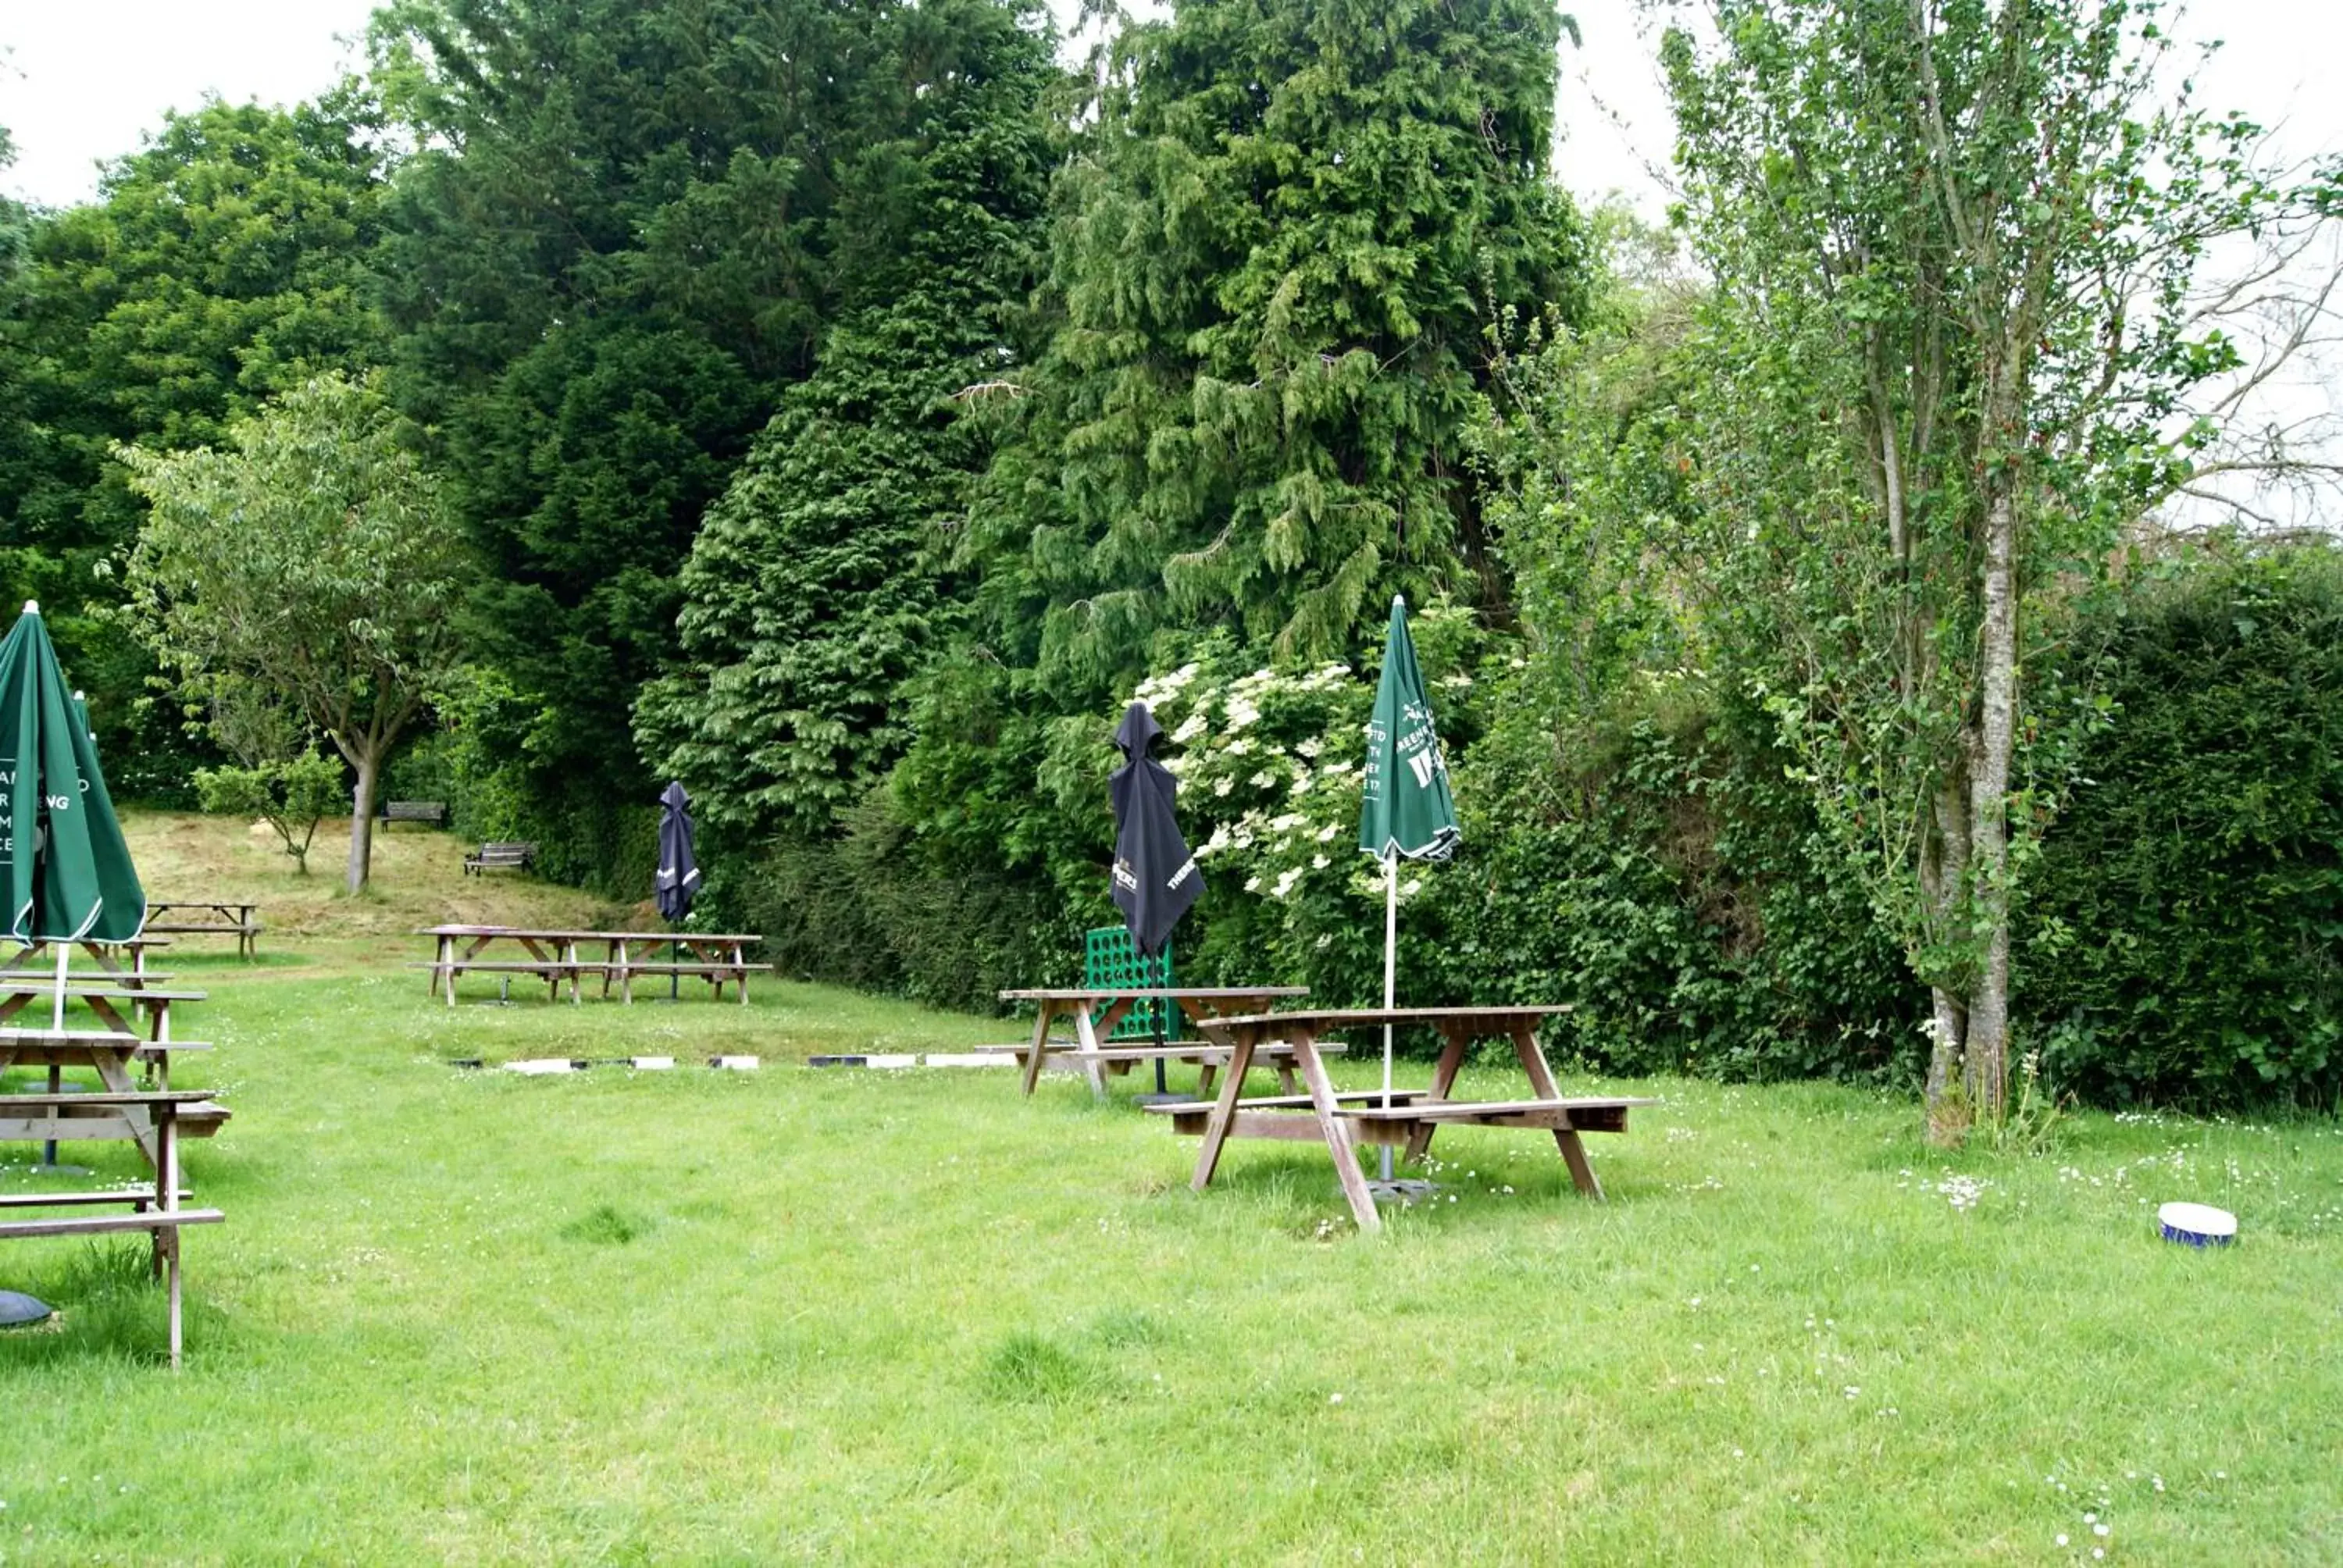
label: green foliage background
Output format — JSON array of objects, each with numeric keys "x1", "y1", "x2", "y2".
[{"x1": 5, "y1": 2, "x2": 2342, "y2": 1108}]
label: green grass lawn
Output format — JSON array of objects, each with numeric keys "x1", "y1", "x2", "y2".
[{"x1": 0, "y1": 819, "x2": 2337, "y2": 1563}]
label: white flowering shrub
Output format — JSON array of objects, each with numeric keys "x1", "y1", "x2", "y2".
[{"x1": 1100, "y1": 602, "x2": 1485, "y2": 996}]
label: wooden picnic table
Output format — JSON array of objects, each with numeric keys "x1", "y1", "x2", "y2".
[
  {"x1": 144, "y1": 901, "x2": 262, "y2": 958},
  {"x1": 0, "y1": 1024, "x2": 225, "y2": 1165},
  {"x1": 0, "y1": 1089, "x2": 224, "y2": 1367},
  {"x1": 996, "y1": 987, "x2": 1311, "y2": 1099},
  {"x1": 0, "y1": 980, "x2": 204, "y2": 1042},
  {"x1": 1161, "y1": 1006, "x2": 1657, "y2": 1233},
  {"x1": 415, "y1": 926, "x2": 772, "y2": 1006}
]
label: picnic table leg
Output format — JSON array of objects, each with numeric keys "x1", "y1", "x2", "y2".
[
  {"x1": 736, "y1": 945, "x2": 751, "y2": 1005},
  {"x1": 1071, "y1": 1007, "x2": 1111, "y2": 1099},
  {"x1": 1275, "y1": 1062, "x2": 1300, "y2": 1095},
  {"x1": 1510, "y1": 1022, "x2": 1603, "y2": 1200},
  {"x1": 1289, "y1": 1032, "x2": 1380, "y2": 1233},
  {"x1": 87, "y1": 1049, "x2": 164, "y2": 1171},
  {"x1": 1196, "y1": 1062, "x2": 1218, "y2": 1096},
  {"x1": 1405, "y1": 1024, "x2": 1474, "y2": 1164},
  {"x1": 1189, "y1": 1028, "x2": 1257, "y2": 1192},
  {"x1": 1017, "y1": 1001, "x2": 1057, "y2": 1097},
  {"x1": 160, "y1": 1108, "x2": 183, "y2": 1368}
]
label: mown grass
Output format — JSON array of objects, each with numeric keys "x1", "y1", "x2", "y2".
[{"x1": 0, "y1": 814, "x2": 2337, "y2": 1563}]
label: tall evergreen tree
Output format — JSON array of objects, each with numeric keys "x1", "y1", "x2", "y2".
[
  {"x1": 632, "y1": 0, "x2": 1059, "y2": 839},
  {"x1": 373, "y1": 0, "x2": 1022, "y2": 861},
  {"x1": 960, "y1": 0, "x2": 1587, "y2": 698}
]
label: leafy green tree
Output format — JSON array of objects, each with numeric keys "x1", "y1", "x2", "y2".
[
  {"x1": 1660, "y1": 0, "x2": 2341, "y2": 1138},
  {"x1": 119, "y1": 375, "x2": 466, "y2": 891},
  {"x1": 955, "y1": 0, "x2": 1587, "y2": 699},
  {"x1": 0, "y1": 94, "x2": 389, "y2": 789},
  {"x1": 633, "y1": 0, "x2": 1059, "y2": 838},
  {"x1": 194, "y1": 754, "x2": 348, "y2": 875}
]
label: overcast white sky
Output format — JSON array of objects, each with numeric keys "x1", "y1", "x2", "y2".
[{"x1": 2, "y1": 1, "x2": 2338, "y2": 214}]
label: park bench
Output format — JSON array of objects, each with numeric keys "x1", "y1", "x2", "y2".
[
  {"x1": 0, "y1": 1089, "x2": 224, "y2": 1367},
  {"x1": 463, "y1": 841, "x2": 539, "y2": 875},
  {"x1": 143, "y1": 901, "x2": 262, "y2": 959},
  {"x1": 381, "y1": 800, "x2": 449, "y2": 829}
]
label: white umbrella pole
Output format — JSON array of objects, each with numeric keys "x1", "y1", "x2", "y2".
[
  {"x1": 53, "y1": 941, "x2": 69, "y2": 1034},
  {"x1": 1381, "y1": 848, "x2": 1396, "y2": 1184}
]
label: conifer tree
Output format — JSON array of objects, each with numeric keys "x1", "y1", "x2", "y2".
[
  {"x1": 962, "y1": 0, "x2": 1587, "y2": 695},
  {"x1": 633, "y1": 0, "x2": 1058, "y2": 836}
]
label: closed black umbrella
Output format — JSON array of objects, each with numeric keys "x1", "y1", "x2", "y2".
[
  {"x1": 654, "y1": 782, "x2": 699, "y2": 1000},
  {"x1": 1109, "y1": 703, "x2": 1202, "y2": 1093}
]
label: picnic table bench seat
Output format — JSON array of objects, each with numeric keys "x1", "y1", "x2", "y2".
[
  {"x1": 0, "y1": 1187, "x2": 191, "y2": 1209},
  {"x1": 0, "y1": 1089, "x2": 223, "y2": 1366},
  {"x1": 463, "y1": 842, "x2": 539, "y2": 875},
  {"x1": 381, "y1": 800, "x2": 448, "y2": 828}
]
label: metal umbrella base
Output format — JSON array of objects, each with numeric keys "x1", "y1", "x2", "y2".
[
  {"x1": 0, "y1": 1290, "x2": 54, "y2": 1327},
  {"x1": 1364, "y1": 1178, "x2": 1440, "y2": 1205}
]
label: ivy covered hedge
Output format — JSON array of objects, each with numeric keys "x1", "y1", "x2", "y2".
[{"x1": 2017, "y1": 544, "x2": 2343, "y2": 1110}]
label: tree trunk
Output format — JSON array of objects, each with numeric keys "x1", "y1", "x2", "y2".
[
  {"x1": 1963, "y1": 475, "x2": 2020, "y2": 1124},
  {"x1": 1920, "y1": 771, "x2": 1974, "y2": 1146},
  {"x1": 347, "y1": 750, "x2": 380, "y2": 894}
]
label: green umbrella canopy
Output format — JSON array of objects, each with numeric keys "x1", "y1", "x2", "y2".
[
  {"x1": 1357, "y1": 595, "x2": 1460, "y2": 863},
  {"x1": 0, "y1": 603, "x2": 146, "y2": 944}
]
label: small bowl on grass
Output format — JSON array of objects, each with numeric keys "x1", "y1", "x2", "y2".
[{"x1": 2158, "y1": 1201, "x2": 2237, "y2": 1248}]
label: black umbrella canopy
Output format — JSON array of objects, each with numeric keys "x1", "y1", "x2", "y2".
[
  {"x1": 1109, "y1": 702, "x2": 1201, "y2": 957},
  {"x1": 654, "y1": 782, "x2": 699, "y2": 924}
]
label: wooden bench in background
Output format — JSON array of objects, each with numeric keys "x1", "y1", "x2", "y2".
[
  {"x1": 143, "y1": 901, "x2": 262, "y2": 960},
  {"x1": 381, "y1": 800, "x2": 448, "y2": 829},
  {"x1": 463, "y1": 842, "x2": 539, "y2": 875}
]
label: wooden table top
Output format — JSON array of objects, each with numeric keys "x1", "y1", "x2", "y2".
[
  {"x1": 0, "y1": 984, "x2": 205, "y2": 1002},
  {"x1": 418, "y1": 925, "x2": 761, "y2": 943},
  {"x1": 1200, "y1": 1004, "x2": 1573, "y2": 1030},
  {"x1": 998, "y1": 986, "x2": 1311, "y2": 1003}
]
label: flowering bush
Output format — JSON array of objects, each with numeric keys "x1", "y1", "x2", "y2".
[{"x1": 1093, "y1": 602, "x2": 1486, "y2": 999}]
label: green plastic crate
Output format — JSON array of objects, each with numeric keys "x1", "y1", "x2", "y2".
[{"x1": 1084, "y1": 927, "x2": 1172, "y2": 1040}]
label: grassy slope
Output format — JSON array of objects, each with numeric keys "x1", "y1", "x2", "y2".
[{"x1": 0, "y1": 812, "x2": 2335, "y2": 1563}]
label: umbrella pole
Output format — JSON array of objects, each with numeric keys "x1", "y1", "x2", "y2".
[
  {"x1": 52, "y1": 940, "x2": 68, "y2": 1034},
  {"x1": 1153, "y1": 950, "x2": 1168, "y2": 1097},
  {"x1": 1381, "y1": 849, "x2": 1396, "y2": 1184}
]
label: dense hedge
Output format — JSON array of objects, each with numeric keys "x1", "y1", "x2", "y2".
[
  {"x1": 710, "y1": 792, "x2": 1082, "y2": 1012},
  {"x1": 1418, "y1": 684, "x2": 1917, "y2": 1081},
  {"x1": 2017, "y1": 544, "x2": 2343, "y2": 1110}
]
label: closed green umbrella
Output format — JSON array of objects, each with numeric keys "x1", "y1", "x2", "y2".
[
  {"x1": 1357, "y1": 595, "x2": 1459, "y2": 1185},
  {"x1": 1, "y1": 604, "x2": 147, "y2": 1025}
]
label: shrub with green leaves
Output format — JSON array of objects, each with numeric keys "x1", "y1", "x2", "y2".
[
  {"x1": 2019, "y1": 543, "x2": 2343, "y2": 1110},
  {"x1": 193, "y1": 753, "x2": 346, "y2": 875}
]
